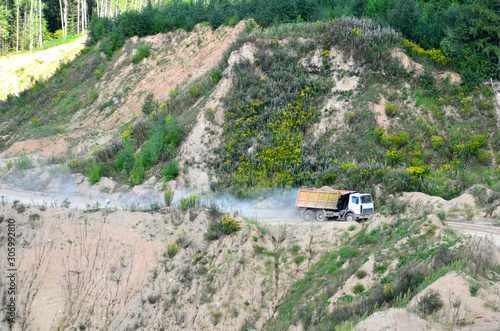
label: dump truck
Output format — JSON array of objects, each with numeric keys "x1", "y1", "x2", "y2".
[{"x1": 295, "y1": 188, "x2": 374, "y2": 222}]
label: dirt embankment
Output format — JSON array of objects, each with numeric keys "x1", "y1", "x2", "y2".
[
  {"x1": 0, "y1": 201, "x2": 355, "y2": 330},
  {"x1": 0, "y1": 186, "x2": 499, "y2": 330},
  {"x1": 0, "y1": 22, "x2": 246, "y2": 160}
]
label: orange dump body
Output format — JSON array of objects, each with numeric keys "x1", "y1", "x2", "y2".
[{"x1": 295, "y1": 188, "x2": 356, "y2": 210}]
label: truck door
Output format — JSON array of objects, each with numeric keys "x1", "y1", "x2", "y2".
[{"x1": 350, "y1": 195, "x2": 360, "y2": 215}]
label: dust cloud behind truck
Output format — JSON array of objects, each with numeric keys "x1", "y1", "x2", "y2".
[{"x1": 295, "y1": 187, "x2": 374, "y2": 222}]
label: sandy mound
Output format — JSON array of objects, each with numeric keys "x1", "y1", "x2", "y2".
[
  {"x1": 354, "y1": 308, "x2": 444, "y2": 330},
  {"x1": 399, "y1": 191, "x2": 479, "y2": 220},
  {"x1": 391, "y1": 48, "x2": 423, "y2": 75},
  {"x1": 409, "y1": 272, "x2": 500, "y2": 327}
]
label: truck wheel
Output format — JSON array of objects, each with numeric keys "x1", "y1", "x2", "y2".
[
  {"x1": 315, "y1": 210, "x2": 327, "y2": 222},
  {"x1": 344, "y1": 213, "x2": 355, "y2": 222},
  {"x1": 303, "y1": 209, "x2": 315, "y2": 221}
]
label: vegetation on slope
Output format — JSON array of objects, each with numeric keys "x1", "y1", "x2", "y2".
[
  {"x1": 88, "y1": 0, "x2": 499, "y2": 85},
  {"x1": 267, "y1": 202, "x2": 499, "y2": 330},
  {"x1": 2, "y1": 17, "x2": 498, "y2": 199},
  {"x1": 212, "y1": 18, "x2": 499, "y2": 200}
]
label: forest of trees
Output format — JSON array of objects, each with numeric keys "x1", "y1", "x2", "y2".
[
  {"x1": 0, "y1": 0, "x2": 148, "y2": 55},
  {"x1": 0, "y1": 0, "x2": 498, "y2": 84}
]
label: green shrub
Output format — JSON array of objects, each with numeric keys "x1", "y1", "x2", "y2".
[
  {"x1": 99, "y1": 27, "x2": 125, "y2": 60},
  {"x1": 430, "y1": 136, "x2": 443, "y2": 149},
  {"x1": 189, "y1": 86, "x2": 200, "y2": 96},
  {"x1": 209, "y1": 69, "x2": 222, "y2": 84},
  {"x1": 381, "y1": 276, "x2": 393, "y2": 283},
  {"x1": 16, "y1": 154, "x2": 33, "y2": 169},
  {"x1": 31, "y1": 118, "x2": 40, "y2": 127},
  {"x1": 88, "y1": 89, "x2": 99, "y2": 104},
  {"x1": 353, "y1": 284, "x2": 365, "y2": 294},
  {"x1": 418, "y1": 290, "x2": 443, "y2": 315},
  {"x1": 128, "y1": 161, "x2": 145, "y2": 186},
  {"x1": 162, "y1": 160, "x2": 180, "y2": 181},
  {"x1": 85, "y1": 162, "x2": 102, "y2": 184},
  {"x1": 355, "y1": 270, "x2": 367, "y2": 279},
  {"x1": 254, "y1": 245, "x2": 276, "y2": 256},
  {"x1": 469, "y1": 281, "x2": 480, "y2": 297},
  {"x1": 348, "y1": 225, "x2": 356, "y2": 231},
  {"x1": 164, "y1": 190, "x2": 175, "y2": 207},
  {"x1": 94, "y1": 64, "x2": 103, "y2": 78},
  {"x1": 29, "y1": 214, "x2": 41, "y2": 221},
  {"x1": 437, "y1": 211, "x2": 446, "y2": 222},
  {"x1": 384, "y1": 150, "x2": 404, "y2": 165},
  {"x1": 375, "y1": 264, "x2": 388, "y2": 273},
  {"x1": 132, "y1": 42, "x2": 151, "y2": 64},
  {"x1": 294, "y1": 255, "x2": 306, "y2": 265},
  {"x1": 339, "y1": 246, "x2": 359, "y2": 259},
  {"x1": 147, "y1": 294, "x2": 159, "y2": 304},
  {"x1": 141, "y1": 93, "x2": 155, "y2": 115}
]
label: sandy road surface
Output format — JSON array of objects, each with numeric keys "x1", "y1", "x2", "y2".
[{"x1": 448, "y1": 220, "x2": 500, "y2": 246}]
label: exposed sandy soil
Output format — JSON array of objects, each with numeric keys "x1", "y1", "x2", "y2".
[
  {"x1": 0, "y1": 36, "x2": 87, "y2": 100},
  {"x1": 177, "y1": 41, "x2": 256, "y2": 192},
  {"x1": 0, "y1": 176, "x2": 499, "y2": 330},
  {"x1": 1, "y1": 137, "x2": 71, "y2": 158},
  {"x1": 408, "y1": 272, "x2": 500, "y2": 327},
  {"x1": 355, "y1": 308, "x2": 445, "y2": 331},
  {"x1": 1, "y1": 22, "x2": 247, "y2": 159},
  {"x1": 0, "y1": 201, "x2": 366, "y2": 330},
  {"x1": 372, "y1": 95, "x2": 390, "y2": 129},
  {"x1": 391, "y1": 48, "x2": 423, "y2": 76}
]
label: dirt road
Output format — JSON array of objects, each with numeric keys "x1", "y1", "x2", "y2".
[{"x1": 448, "y1": 220, "x2": 500, "y2": 246}]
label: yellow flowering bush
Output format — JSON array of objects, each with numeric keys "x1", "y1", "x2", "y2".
[
  {"x1": 385, "y1": 103, "x2": 400, "y2": 117},
  {"x1": 460, "y1": 96, "x2": 473, "y2": 115},
  {"x1": 402, "y1": 39, "x2": 451, "y2": 66},
  {"x1": 166, "y1": 243, "x2": 178, "y2": 258},
  {"x1": 53, "y1": 90, "x2": 66, "y2": 101},
  {"x1": 31, "y1": 118, "x2": 40, "y2": 127},
  {"x1": 223, "y1": 85, "x2": 318, "y2": 195},
  {"x1": 180, "y1": 194, "x2": 197, "y2": 210},
  {"x1": 352, "y1": 28, "x2": 364, "y2": 36},
  {"x1": 405, "y1": 166, "x2": 430, "y2": 178},
  {"x1": 430, "y1": 136, "x2": 443, "y2": 149},
  {"x1": 220, "y1": 217, "x2": 241, "y2": 235},
  {"x1": 384, "y1": 150, "x2": 404, "y2": 165}
]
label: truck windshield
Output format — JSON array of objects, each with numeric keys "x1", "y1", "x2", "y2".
[{"x1": 361, "y1": 195, "x2": 372, "y2": 203}]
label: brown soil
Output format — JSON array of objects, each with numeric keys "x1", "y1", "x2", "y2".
[{"x1": 1, "y1": 136, "x2": 70, "y2": 158}]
